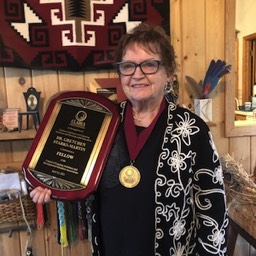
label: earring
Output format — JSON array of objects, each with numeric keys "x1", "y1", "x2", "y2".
[
  {"x1": 165, "y1": 80, "x2": 173, "y2": 94},
  {"x1": 165, "y1": 80, "x2": 178, "y2": 103}
]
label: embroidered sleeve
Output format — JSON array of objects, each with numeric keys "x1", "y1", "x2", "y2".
[
  {"x1": 192, "y1": 121, "x2": 228, "y2": 255},
  {"x1": 156, "y1": 106, "x2": 228, "y2": 256}
]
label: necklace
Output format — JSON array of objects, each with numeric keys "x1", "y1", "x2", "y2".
[
  {"x1": 133, "y1": 112, "x2": 151, "y2": 122},
  {"x1": 132, "y1": 105, "x2": 160, "y2": 122},
  {"x1": 120, "y1": 100, "x2": 166, "y2": 188}
]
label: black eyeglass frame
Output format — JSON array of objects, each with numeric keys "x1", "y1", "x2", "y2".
[{"x1": 116, "y1": 59, "x2": 164, "y2": 76}]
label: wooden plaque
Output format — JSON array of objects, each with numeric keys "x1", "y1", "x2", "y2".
[{"x1": 22, "y1": 91, "x2": 120, "y2": 200}]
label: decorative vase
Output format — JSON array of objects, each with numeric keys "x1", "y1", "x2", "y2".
[{"x1": 194, "y1": 98, "x2": 212, "y2": 122}]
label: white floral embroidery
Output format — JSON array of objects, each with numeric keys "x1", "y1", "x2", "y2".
[
  {"x1": 214, "y1": 166, "x2": 224, "y2": 185},
  {"x1": 167, "y1": 150, "x2": 190, "y2": 172},
  {"x1": 171, "y1": 112, "x2": 200, "y2": 146},
  {"x1": 169, "y1": 242, "x2": 185, "y2": 256},
  {"x1": 197, "y1": 214, "x2": 228, "y2": 254},
  {"x1": 171, "y1": 219, "x2": 186, "y2": 239},
  {"x1": 155, "y1": 104, "x2": 228, "y2": 256}
]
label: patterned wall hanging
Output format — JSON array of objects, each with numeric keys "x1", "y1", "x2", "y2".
[{"x1": 0, "y1": 0, "x2": 170, "y2": 71}]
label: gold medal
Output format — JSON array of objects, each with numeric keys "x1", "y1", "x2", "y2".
[{"x1": 119, "y1": 165, "x2": 141, "y2": 188}]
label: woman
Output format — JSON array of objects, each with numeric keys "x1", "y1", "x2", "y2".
[{"x1": 31, "y1": 23, "x2": 228, "y2": 255}]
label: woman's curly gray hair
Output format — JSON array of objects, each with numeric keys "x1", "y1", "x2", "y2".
[{"x1": 113, "y1": 22, "x2": 177, "y2": 76}]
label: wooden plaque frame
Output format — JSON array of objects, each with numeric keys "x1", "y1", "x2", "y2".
[{"x1": 23, "y1": 91, "x2": 120, "y2": 200}]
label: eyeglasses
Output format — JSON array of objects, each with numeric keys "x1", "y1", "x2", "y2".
[{"x1": 116, "y1": 59, "x2": 163, "y2": 76}]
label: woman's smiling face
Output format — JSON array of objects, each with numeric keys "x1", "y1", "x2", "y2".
[{"x1": 120, "y1": 43, "x2": 170, "y2": 105}]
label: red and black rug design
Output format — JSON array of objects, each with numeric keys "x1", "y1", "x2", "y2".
[{"x1": 0, "y1": 0, "x2": 169, "y2": 71}]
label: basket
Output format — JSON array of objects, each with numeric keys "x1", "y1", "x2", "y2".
[
  {"x1": 228, "y1": 196, "x2": 256, "y2": 239},
  {"x1": 220, "y1": 154, "x2": 256, "y2": 239},
  {"x1": 0, "y1": 195, "x2": 36, "y2": 224}
]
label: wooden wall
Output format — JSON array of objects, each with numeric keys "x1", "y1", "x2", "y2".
[{"x1": 0, "y1": 0, "x2": 255, "y2": 255}]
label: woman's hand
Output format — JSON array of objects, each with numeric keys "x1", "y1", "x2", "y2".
[{"x1": 30, "y1": 186, "x2": 52, "y2": 204}]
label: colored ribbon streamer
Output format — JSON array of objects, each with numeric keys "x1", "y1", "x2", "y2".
[
  {"x1": 57, "y1": 201, "x2": 68, "y2": 247},
  {"x1": 77, "y1": 201, "x2": 87, "y2": 240},
  {"x1": 66, "y1": 202, "x2": 78, "y2": 243},
  {"x1": 36, "y1": 203, "x2": 44, "y2": 229}
]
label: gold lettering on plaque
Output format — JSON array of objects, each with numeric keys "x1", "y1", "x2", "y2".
[
  {"x1": 28, "y1": 99, "x2": 113, "y2": 188},
  {"x1": 53, "y1": 136, "x2": 86, "y2": 151},
  {"x1": 56, "y1": 151, "x2": 74, "y2": 159},
  {"x1": 70, "y1": 110, "x2": 87, "y2": 128}
]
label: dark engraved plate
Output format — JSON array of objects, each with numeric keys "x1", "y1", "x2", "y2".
[{"x1": 22, "y1": 91, "x2": 120, "y2": 200}]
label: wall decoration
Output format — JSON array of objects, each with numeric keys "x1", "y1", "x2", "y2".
[
  {"x1": 0, "y1": 0, "x2": 169, "y2": 71},
  {"x1": 2, "y1": 108, "x2": 19, "y2": 131},
  {"x1": 18, "y1": 87, "x2": 41, "y2": 132}
]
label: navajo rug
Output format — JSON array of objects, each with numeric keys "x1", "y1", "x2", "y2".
[{"x1": 0, "y1": 0, "x2": 170, "y2": 71}]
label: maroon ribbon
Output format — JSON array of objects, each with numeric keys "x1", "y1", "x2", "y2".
[{"x1": 124, "y1": 99, "x2": 165, "y2": 161}]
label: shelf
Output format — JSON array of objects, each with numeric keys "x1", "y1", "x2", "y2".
[
  {"x1": 0, "y1": 161, "x2": 23, "y2": 170},
  {"x1": 0, "y1": 221, "x2": 35, "y2": 237},
  {"x1": 207, "y1": 121, "x2": 217, "y2": 127},
  {"x1": 0, "y1": 129, "x2": 36, "y2": 141}
]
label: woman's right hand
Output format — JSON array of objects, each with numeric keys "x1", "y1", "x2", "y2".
[{"x1": 30, "y1": 186, "x2": 52, "y2": 204}]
